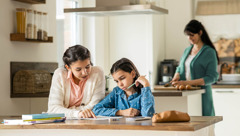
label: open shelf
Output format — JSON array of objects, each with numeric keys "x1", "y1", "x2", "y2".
[
  {"x1": 13, "y1": 0, "x2": 46, "y2": 4},
  {"x1": 10, "y1": 33, "x2": 53, "y2": 43}
]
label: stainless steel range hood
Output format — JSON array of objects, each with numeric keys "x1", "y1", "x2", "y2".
[{"x1": 64, "y1": 4, "x2": 168, "y2": 16}]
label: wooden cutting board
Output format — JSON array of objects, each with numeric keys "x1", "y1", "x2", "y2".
[{"x1": 154, "y1": 85, "x2": 201, "y2": 90}]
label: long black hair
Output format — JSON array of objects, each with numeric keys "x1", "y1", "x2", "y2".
[
  {"x1": 184, "y1": 19, "x2": 219, "y2": 63},
  {"x1": 63, "y1": 45, "x2": 92, "y2": 67},
  {"x1": 110, "y1": 58, "x2": 143, "y2": 93}
]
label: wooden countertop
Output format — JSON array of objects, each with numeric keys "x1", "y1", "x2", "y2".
[
  {"x1": 106, "y1": 86, "x2": 205, "y2": 97},
  {"x1": 0, "y1": 116, "x2": 222, "y2": 131},
  {"x1": 152, "y1": 85, "x2": 205, "y2": 97},
  {"x1": 212, "y1": 84, "x2": 240, "y2": 88}
]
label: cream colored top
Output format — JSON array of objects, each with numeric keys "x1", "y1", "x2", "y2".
[
  {"x1": 47, "y1": 66, "x2": 105, "y2": 118},
  {"x1": 185, "y1": 55, "x2": 195, "y2": 81}
]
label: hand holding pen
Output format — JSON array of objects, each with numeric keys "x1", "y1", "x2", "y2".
[{"x1": 127, "y1": 75, "x2": 149, "y2": 89}]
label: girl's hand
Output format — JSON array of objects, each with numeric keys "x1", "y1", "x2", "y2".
[
  {"x1": 116, "y1": 108, "x2": 140, "y2": 117},
  {"x1": 135, "y1": 76, "x2": 150, "y2": 87},
  {"x1": 78, "y1": 109, "x2": 96, "y2": 118}
]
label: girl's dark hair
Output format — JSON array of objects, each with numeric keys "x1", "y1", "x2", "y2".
[
  {"x1": 184, "y1": 19, "x2": 219, "y2": 64},
  {"x1": 63, "y1": 45, "x2": 92, "y2": 67},
  {"x1": 110, "y1": 58, "x2": 143, "y2": 93}
]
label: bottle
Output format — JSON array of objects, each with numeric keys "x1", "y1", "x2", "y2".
[
  {"x1": 26, "y1": 9, "x2": 34, "y2": 39},
  {"x1": 37, "y1": 11, "x2": 42, "y2": 40},
  {"x1": 42, "y1": 12, "x2": 48, "y2": 41},
  {"x1": 16, "y1": 8, "x2": 26, "y2": 33},
  {"x1": 33, "y1": 10, "x2": 37, "y2": 40}
]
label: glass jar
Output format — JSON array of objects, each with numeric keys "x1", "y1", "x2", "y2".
[
  {"x1": 26, "y1": 9, "x2": 34, "y2": 39},
  {"x1": 42, "y1": 12, "x2": 48, "y2": 41},
  {"x1": 16, "y1": 8, "x2": 26, "y2": 33},
  {"x1": 37, "y1": 11, "x2": 42, "y2": 40},
  {"x1": 33, "y1": 10, "x2": 37, "y2": 40}
]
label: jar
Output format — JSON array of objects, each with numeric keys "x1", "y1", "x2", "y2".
[
  {"x1": 33, "y1": 10, "x2": 37, "y2": 40},
  {"x1": 26, "y1": 9, "x2": 34, "y2": 39},
  {"x1": 42, "y1": 12, "x2": 48, "y2": 41},
  {"x1": 37, "y1": 11, "x2": 42, "y2": 40},
  {"x1": 16, "y1": 8, "x2": 26, "y2": 33}
]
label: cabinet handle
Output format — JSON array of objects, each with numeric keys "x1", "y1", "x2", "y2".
[{"x1": 215, "y1": 91, "x2": 234, "y2": 93}]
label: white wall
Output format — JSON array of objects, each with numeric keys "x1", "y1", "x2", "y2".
[
  {"x1": 0, "y1": 1, "x2": 57, "y2": 115},
  {"x1": 165, "y1": 0, "x2": 193, "y2": 61}
]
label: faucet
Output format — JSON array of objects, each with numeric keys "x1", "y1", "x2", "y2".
[{"x1": 218, "y1": 63, "x2": 228, "y2": 81}]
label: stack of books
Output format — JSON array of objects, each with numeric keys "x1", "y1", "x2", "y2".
[{"x1": 3, "y1": 113, "x2": 65, "y2": 125}]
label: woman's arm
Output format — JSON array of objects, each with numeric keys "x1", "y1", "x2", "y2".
[
  {"x1": 140, "y1": 87, "x2": 155, "y2": 117},
  {"x1": 92, "y1": 89, "x2": 118, "y2": 116},
  {"x1": 78, "y1": 67, "x2": 106, "y2": 111}
]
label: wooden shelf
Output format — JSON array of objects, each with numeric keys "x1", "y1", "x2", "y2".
[
  {"x1": 11, "y1": 93, "x2": 49, "y2": 98},
  {"x1": 13, "y1": 0, "x2": 46, "y2": 4},
  {"x1": 10, "y1": 33, "x2": 53, "y2": 43}
]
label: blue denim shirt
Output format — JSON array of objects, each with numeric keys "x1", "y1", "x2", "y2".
[{"x1": 92, "y1": 86, "x2": 155, "y2": 117}]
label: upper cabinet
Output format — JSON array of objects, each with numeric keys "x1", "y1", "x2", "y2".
[{"x1": 13, "y1": 0, "x2": 46, "y2": 4}]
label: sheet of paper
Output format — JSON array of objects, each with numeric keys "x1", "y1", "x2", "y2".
[{"x1": 67, "y1": 116, "x2": 122, "y2": 120}]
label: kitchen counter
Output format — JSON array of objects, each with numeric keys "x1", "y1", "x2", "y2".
[
  {"x1": 153, "y1": 85, "x2": 205, "y2": 116},
  {"x1": 212, "y1": 84, "x2": 240, "y2": 88},
  {"x1": 0, "y1": 116, "x2": 222, "y2": 136}
]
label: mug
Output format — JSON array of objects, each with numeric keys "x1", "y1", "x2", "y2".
[{"x1": 162, "y1": 76, "x2": 171, "y2": 83}]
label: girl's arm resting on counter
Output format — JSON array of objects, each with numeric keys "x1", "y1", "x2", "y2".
[
  {"x1": 140, "y1": 87, "x2": 155, "y2": 117},
  {"x1": 92, "y1": 90, "x2": 118, "y2": 116}
]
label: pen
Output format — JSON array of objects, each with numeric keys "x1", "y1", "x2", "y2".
[
  {"x1": 127, "y1": 75, "x2": 146, "y2": 89},
  {"x1": 127, "y1": 83, "x2": 135, "y2": 89}
]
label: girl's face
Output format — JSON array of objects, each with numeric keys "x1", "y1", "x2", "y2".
[
  {"x1": 66, "y1": 59, "x2": 91, "y2": 81},
  {"x1": 112, "y1": 70, "x2": 136, "y2": 91},
  {"x1": 186, "y1": 31, "x2": 202, "y2": 45}
]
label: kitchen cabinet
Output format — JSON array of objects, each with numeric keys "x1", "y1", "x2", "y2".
[{"x1": 212, "y1": 88, "x2": 240, "y2": 136}]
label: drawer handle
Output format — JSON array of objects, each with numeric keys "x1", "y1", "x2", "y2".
[{"x1": 215, "y1": 91, "x2": 234, "y2": 93}]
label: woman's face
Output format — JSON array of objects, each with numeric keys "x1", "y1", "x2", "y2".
[
  {"x1": 66, "y1": 59, "x2": 91, "y2": 81},
  {"x1": 186, "y1": 31, "x2": 202, "y2": 45},
  {"x1": 112, "y1": 70, "x2": 135, "y2": 91}
]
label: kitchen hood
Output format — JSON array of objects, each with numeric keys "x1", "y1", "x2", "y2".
[{"x1": 64, "y1": 4, "x2": 168, "y2": 16}]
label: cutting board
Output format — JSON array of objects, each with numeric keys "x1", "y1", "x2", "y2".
[{"x1": 154, "y1": 85, "x2": 201, "y2": 90}]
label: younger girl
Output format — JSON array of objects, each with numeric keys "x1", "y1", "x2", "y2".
[{"x1": 92, "y1": 58, "x2": 155, "y2": 117}]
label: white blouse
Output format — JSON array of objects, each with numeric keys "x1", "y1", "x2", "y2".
[{"x1": 185, "y1": 54, "x2": 195, "y2": 81}]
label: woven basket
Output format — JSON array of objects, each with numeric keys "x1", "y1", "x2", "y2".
[{"x1": 13, "y1": 70, "x2": 52, "y2": 93}]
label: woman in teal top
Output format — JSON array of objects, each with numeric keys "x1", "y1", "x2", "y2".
[{"x1": 171, "y1": 20, "x2": 219, "y2": 116}]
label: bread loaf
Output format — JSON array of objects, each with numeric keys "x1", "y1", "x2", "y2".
[{"x1": 152, "y1": 110, "x2": 190, "y2": 123}]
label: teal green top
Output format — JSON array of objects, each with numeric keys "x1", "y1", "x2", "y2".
[{"x1": 176, "y1": 44, "x2": 219, "y2": 116}]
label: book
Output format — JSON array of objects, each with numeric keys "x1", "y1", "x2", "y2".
[
  {"x1": 3, "y1": 119, "x2": 32, "y2": 125},
  {"x1": 3, "y1": 117, "x2": 66, "y2": 125},
  {"x1": 125, "y1": 116, "x2": 151, "y2": 121},
  {"x1": 22, "y1": 113, "x2": 65, "y2": 120},
  {"x1": 24, "y1": 117, "x2": 66, "y2": 124}
]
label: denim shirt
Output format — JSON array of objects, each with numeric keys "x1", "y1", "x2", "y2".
[{"x1": 92, "y1": 86, "x2": 155, "y2": 117}]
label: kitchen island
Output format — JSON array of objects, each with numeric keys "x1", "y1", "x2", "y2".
[
  {"x1": 0, "y1": 116, "x2": 222, "y2": 136},
  {"x1": 153, "y1": 85, "x2": 205, "y2": 116}
]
